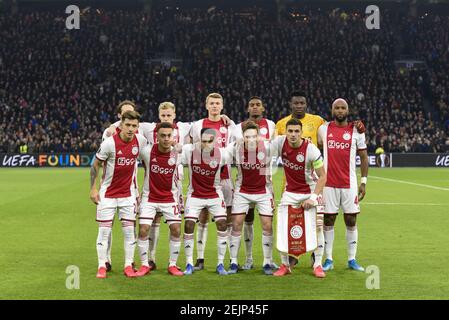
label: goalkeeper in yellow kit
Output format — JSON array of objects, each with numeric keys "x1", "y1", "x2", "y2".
[{"x1": 275, "y1": 91, "x2": 365, "y2": 275}]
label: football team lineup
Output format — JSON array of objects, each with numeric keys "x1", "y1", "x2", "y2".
[
  {"x1": 1, "y1": 93, "x2": 448, "y2": 300},
  {"x1": 89, "y1": 93, "x2": 369, "y2": 279}
]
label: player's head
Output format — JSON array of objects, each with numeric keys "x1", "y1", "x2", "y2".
[
  {"x1": 289, "y1": 91, "x2": 307, "y2": 118},
  {"x1": 242, "y1": 120, "x2": 259, "y2": 150},
  {"x1": 331, "y1": 98, "x2": 349, "y2": 122},
  {"x1": 158, "y1": 102, "x2": 176, "y2": 124},
  {"x1": 205, "y1": 93, "x2": 223, "y2": 117},
  {"x1": 247, "y1": 96, "x2": 265, "y2": 117},
  {"x1": 120, "y1": 110, "x2": 140, "y2": 140},
  {"x1": 200, "y1": 127, "x2": 216, "y2": 152},
  {"x1": 156, "y1": 122, "x2": 174, "y2": 149},
  {"x1": 285, "y1": 118, "x2": 303, "y2": 145},
  {"x1": 117, "y1": 100, "x2": 136, "y2": 119}
]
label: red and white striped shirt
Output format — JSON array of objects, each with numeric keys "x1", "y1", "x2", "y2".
[
  {"x1": 318, "y1": 121, "x2": 367, "y2": 189},
  {"x1": 96, "y1": 133, "x2": 147, "y2": 198},
  {"x1": 139, "y1": 144, "x2": 181, "y2": 203}
]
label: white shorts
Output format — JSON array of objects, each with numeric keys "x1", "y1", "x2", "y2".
[
  {"x1": 96, "y1": 191, "x2": 137, "y2": 223},
  {"x1": 220, "y1": 179, "x2": 234, "y2": 207},
  {"x1": 323, "y1": 186, "x2": 360, "y2": 214},
  {"x1": 184, "y1": 195, "x2": 227, "y2": 222},
  {"x1": 139, "y1": 201, "x2": 182, "y2": 226},
  {"x1": 232, "y1": 192, "x2": 275, "y2": 217},
  {"x1": 279, "y1": 191, "x2": 325, "y2": 213}
]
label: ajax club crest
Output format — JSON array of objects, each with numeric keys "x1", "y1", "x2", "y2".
[
  {"x1": 290, "y1": 225, "x2": 303, "y2": 239},
  {"x1": 296, "y1": 153, "x2": 305, "y2": 163},
  {"x1": 131, "y1": 146, "x2": 139, "y2": 155},
  {"x1": 343, "y1": 132, "x2": 351, "y2": 141}
]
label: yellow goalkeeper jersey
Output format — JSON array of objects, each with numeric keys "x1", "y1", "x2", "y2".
[{"x1": 275, "y1": 113, "x2": 325, "y2": 146}]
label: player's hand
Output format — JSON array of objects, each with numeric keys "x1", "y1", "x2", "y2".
[
  {"x1": 358, "y1": 184, "x2": 366, "y2": 201},
  {"x1": 220, "y1": 114, "x2": 231, "y2": 125},
  {"x1": 302, "y1": 199, "x2": 317, "y2": 210},
  {"x1": 354, "y1": 120, "x2": 366, "y2": 134},
  {"x1": 106, "y1": 125, "x2": 117, "y2": 137},
  {"x1": 173, "y1": 143, "x2": 183, "y2": 153},
  {"x1": 136, "y1": 195, "x2": 141, "y2": 207},
  {"x1": 90, "y1": 189, "x2": 100, "y2": 205}
]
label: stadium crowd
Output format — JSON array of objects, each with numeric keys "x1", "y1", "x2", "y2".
[{"x1": 1, "y1": 7, "x2": 448, "y2": 153}]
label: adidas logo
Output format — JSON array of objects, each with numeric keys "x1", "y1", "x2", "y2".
[
  {"x1": 328, "y1": 133, "x2": 333, "y2": 137},
  {"x1": 244, "y1": 239, "x2": 250, "y2": 242},
  {"x1": 264, "y1": 243, "x2": 270, "y2": 247},
  {"x1": 220, "y1": 242, "x2": 227, "y2": 245},
  {"x1": 173, "y1": 251, "x2": 179, "y2": 255},
  {"x1": 152, "y1": 158, "x2": 158, "y2": 162},
  {"x1": 141, "y1": 253, "x2": 147, "y2": 256},
  {"x1": 283, "y1": 152, "x2": 288, "y2": 156},
  {"x1": 230, "y1": 244, "x2": 235, "y2": 248},
  {"x1": 185, "y1": 245, "x2": 191, "y2": 249},
  {"x1": 117, "y1": 150, "x2": 123, "y2": 155},
  {"x1": 198, "y1": 240, "x2": 203, "y2": 244},
  {"x1": 97, "y1": 243, "x2": 103, "y2": 246},
  {"x1": 350, "y1": 241, "x2": 357, "y2": 244}
]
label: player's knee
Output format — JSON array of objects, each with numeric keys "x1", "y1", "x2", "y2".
[
  {"x1": 215, "y1": 219, "x2": 227, "y2": 232},
  {"x1": 344, "y1": 214, "x2": 357, "y2": 227},
  {"x1": 139, "y1": 224, "x2": 150, "y2": 238},
  {"x1": 324, "y1": 215, "x2": 336, "y2": 227},
  {"x1": 169, "y1": 223, "x2": 181, "y2": 238},
  {"x1": 261, "y1": 220, "x2": 273, "y2": 234},
  {"x1": 121, "y1": 220, "x2": 135, "y2": 228},
  {"x1": 184, "y1": 220, "x2": 195, "y2": 233}
]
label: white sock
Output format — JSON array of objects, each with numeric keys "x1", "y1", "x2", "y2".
[
  {"x1": 106, "y1": 231, "x2": 113, "y2": 264},
  {"x1": 197, "y1": 223, "x2": 208, "y2": 260},
  {"x1": 169, "y1": 237, "x2": 181, "y2": 267},
  {"x1": 96, "y1": 227, "x2": 111, "y2": 269},
  {"x1": 230, "y1": 233, "x2": 241, "y2": 265},
  {"x1": 184, "y1": 233, "x2": 194, "y2": 266},
  {"x1": 280, "y1": 253, "x2": 289, "y2": 267},
  {"x1": 262, "y1": 233, "x2": 273, "y2": 266},
  {"x1": 148, "y1": 223, "x2": 160, "y2": 262},
  {"x1": 346, "y1": 226, "x2": 358, "y2": 261},
  {"x1": 137, "y1": 238, "x2": 149, "y2": 266},
  {"x1": 122, "y1": 224, "x2": 136, "y2": 268},
  {"x1": 244, "y1": 222, "x2": 254, "y2": 262},
  {"x1": 217, "y1": 231, "x2": 228, "y2": 266},
  {"x1": 227, "y1": 223, "x2": 233, "y2": 251},
  {"x1": 313, "y1": 227, "x2": 324, "y2": 268},
  {"x1": 324, "y1": 226, "x2": 335, "y2": 261}
]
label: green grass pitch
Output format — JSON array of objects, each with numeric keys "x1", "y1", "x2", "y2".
[{"x1": 0, "y1": 167, "x2": 448, "y2": 300}]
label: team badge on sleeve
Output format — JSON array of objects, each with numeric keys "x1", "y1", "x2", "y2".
[
  {"x1": 260, "y1": 127, "x2": 268, "y2": 135},
  {"x1": 209, "y1": 160, "x2": 218, "y2": 169},
  {"x1": 168, "y1": 158, "x2": 176, "y2": 166},
  {"x1": 257, "y1": 152, "x2": 266, "y2": 161}
]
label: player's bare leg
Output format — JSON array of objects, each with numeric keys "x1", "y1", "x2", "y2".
[
  {"x1": 229, "y1": 213, "x2": 246, "y2": 274},
  {"x1": 148, "y1": 213, "x2": 162, "y2": 270},
  {"x1": 241, "y1": 208, "x2": 255, "y2": 270},
  {"x1": 136, "y1": 224, "x2": 151, "y2": 277},
  {"x1": 215, "y1": 219, "x2": 229, "y2": 275},
  {"x1": 323, "y1": 214, "x2": 337, "y2": 271},
  {"x1": 184, "y1": 220, "x2": 196, "y2": 275},
  {"x1": 167, "y1": 222, "x2": 183, "y2": 276},
  {"x1": 259, "y1": 215, "x2": 274, "y2": 275},
  {"x1": 121, "y1": 219, "x2": 138, "y2": 277},
  {"x1": 312, "y1": 214, "x2": 326, "y2": 278},
  {"x1": 195, "y1": 208, "x2": 209, "y2": 270},
  {"x1": 96, "y1": 221, "x2": 113, "y2": 278},
  {"x1": 344, "y1": 213, "x2": 364, "y2": 271}
]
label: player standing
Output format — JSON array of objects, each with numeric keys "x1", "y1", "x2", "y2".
[
  {"x1": 190, "y1": 93, "x2": 238, "y2": 271},
  {"x1": 318, "y1": 98, "x2": 369, "y2": 272},
  {"x1": 135, "y1": 122, "x2": 184, "y2": 277},
  {"x1": 271, "y1": 118, "x2": 327, "y2": 277},
  {"x1": 182, "y1": 128, "x2": 234, "y2": 275},
  {"x1": 228, "y1": 121, "x2": 276, "y2": 275},
  {"x1": 90, "y1": 111, "x2": 147, "y2": 279},
  {"x1": 234, "y1": 97, "x2": 276, "y2": 270}
]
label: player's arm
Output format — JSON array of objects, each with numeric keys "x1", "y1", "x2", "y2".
[
  {"x1": 354, "y1": 120, "x2": 366, "y2": 134},
  {"x1": 358, "y1": 149, "x2": 369, "y2": 201},
  {"x1": 90, "y1": 158, "x2": 102, "y2": 205},
  {"x1": 220, "y1": 114, "x2": 232, "y2": 126},
  {"x1": 302, "y1": 157, "x2": 326, "y2": 210},
  {"x1": 104, "y1": 121, "x2": 121, "y2": 138}
]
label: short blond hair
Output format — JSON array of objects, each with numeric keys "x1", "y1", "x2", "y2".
[
  {"x1": 158, "y1": 101, "x2": 176, "y2": 112},
  {"x1": 206, "y1": 92, "x2": 223, "y2": 105}
]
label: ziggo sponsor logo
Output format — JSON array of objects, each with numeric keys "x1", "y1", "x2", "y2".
[
  {"x1": 151, "y1": 164, "x2": 175, "y2": 174},
  {"x1": 117, "y1": 157, "x2": 136, "y2": 166},
  {"x1": 192, "y1": 165, "x2": 216, "y2": 176},
  {"x1": 241, "y1": 162, "x2": 267, "y2": 170},
  {"x1": 283, "y1": 158, "x2": 304, "y2": 171},
  {"x1": 328, "y1": 140, "x2": 350, "y2": 150}
]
